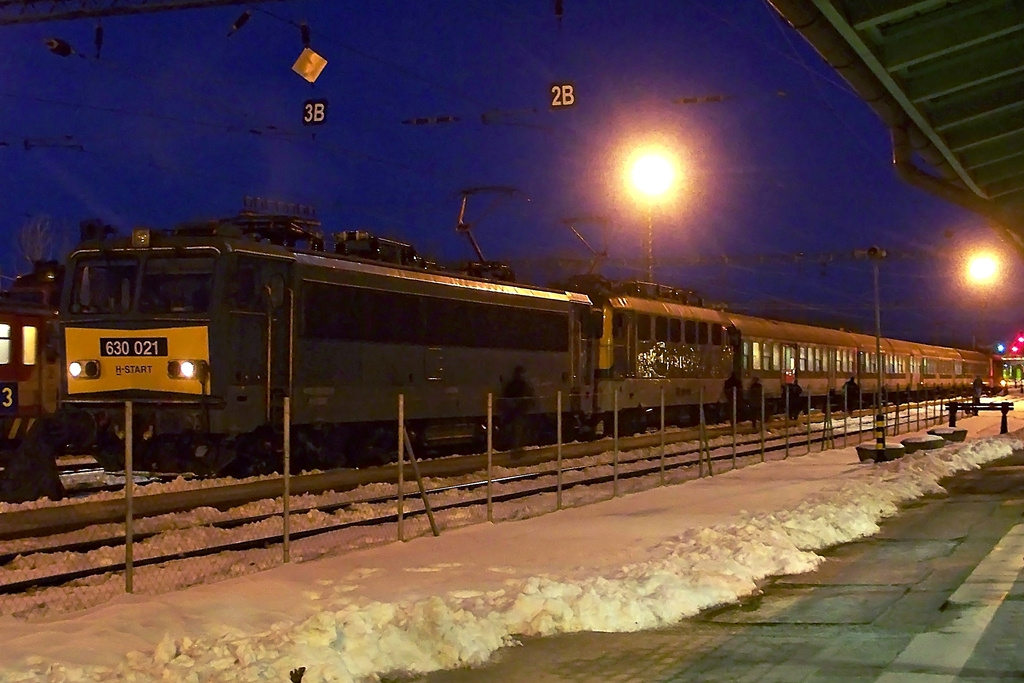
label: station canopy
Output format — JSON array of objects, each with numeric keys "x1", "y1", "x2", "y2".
[{"x1": 769, "y1": 0, "x2": 1024, "y2": 249}]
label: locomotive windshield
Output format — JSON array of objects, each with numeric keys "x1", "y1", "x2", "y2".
[
  {"x1": 69, "y1": 253, "x2": 216, "y2": 314},
  {"x1": 138, "y1": 256, "x2": 215, "y2": 313},
  {"x1": 70, "y1": 259, "x2": 139, "y2": 314}
]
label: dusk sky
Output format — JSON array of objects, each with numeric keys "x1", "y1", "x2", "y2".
[{"x1": 1, "y1": 0, "x2": 1018, "y2": 348}]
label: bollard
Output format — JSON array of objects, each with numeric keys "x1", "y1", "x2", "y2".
[
  {"x1": 874, "y1": 390, "x2": 885, "y2": 453},
  {"x1": 125, "y1": 400, "x2": 134, "y2": 594},
  {"x1": 1001, "y1": 403, "x2": 1010, "y2": 434},
  {"x1": 949, "y1": 401, "x2": 957, "y2": 428},
  {"x1": 283, "y1": 396, "x2": 291, "y2": 564},
  {"x1": 397, "y1": 394, "x2": 405, "y2": 541}
]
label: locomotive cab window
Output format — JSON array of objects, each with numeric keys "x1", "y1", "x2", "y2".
[
  {"x1": 0, "y1": 323, "x2": 9, "y2": 364},
  {"x1": 71, "y1": 259, "x2": 138, "y2": 314},
  {"x1": 139, "y1": 256, "x2": 216, "y2": 314}
]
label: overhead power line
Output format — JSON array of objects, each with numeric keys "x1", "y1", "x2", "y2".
[{"x1": 0, "y1": 0, "x2": 288, "y2": 26}]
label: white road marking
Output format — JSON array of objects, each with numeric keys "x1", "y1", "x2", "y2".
[{"x1": 875, "y1": 524, "x2": 1024, "y2": 682}]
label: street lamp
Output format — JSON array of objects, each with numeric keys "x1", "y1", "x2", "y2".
[
  {"x1": 966, "y1": 253, "x2": 998, "y2": 286},
  {"x1": 628, "y1": 148, "x2": 676, "y2": 282}
]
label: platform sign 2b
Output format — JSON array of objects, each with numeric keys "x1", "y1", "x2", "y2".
[
  {"x1": 550, "y1": 82, "x2": 576, "y2": 109},
  {"x1": 0, "y1": 382, "x2": 16, "y2": 414},
  {"x1": 302, "y1": 99, "x2": 328, "y2": 126}
]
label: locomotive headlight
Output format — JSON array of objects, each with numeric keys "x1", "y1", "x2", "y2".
[
  {"x1": 69, "y1": 360, "x2": 101, "y2": 379},
  {"x1": 168, "y1": 359, "x2": 207, "y2": 380}
]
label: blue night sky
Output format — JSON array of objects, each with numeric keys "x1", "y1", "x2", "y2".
[{"x1": 0, "y1": 1, "x2": 1019, "y2": 348}]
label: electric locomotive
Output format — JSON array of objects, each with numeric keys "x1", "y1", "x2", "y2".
[{"x1": 59, "y1": 204, "x2": 594, "y2": 475}]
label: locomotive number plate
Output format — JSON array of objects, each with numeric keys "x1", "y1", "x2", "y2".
[{"x1": 100, "y1": 337, "x2": 169, "y2": 357}]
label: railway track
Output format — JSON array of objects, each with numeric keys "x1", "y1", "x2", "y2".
[{"x1": 0, "y1": 402, "x2": 963, "y2": 598}]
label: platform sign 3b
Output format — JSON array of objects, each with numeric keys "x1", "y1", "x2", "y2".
[
  {"x1": 0, "y1": 382, "x2": 16, "y2": 414},
  {"x1": 302, "y1": 99, "x2": 328, "y2": 126}
]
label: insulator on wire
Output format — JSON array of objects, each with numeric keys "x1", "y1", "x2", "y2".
[
  {"x1": 227, "y1": 10, "x2": 251, "y2": 37},
  {"x1": 45, "y1": 38, "x2": 73, "y2": 58},
  {"x1": 94, "y1": 23, "x2": 103, "y2": 59},
  {"x1": 401, "y1": 115, "x2": 460, "y2": 125},
  {"x1": 300, "y1": 22, "x2": 311, "y2": 48}
]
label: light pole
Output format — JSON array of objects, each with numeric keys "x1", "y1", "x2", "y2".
[
  {"x1": 628, "y1": 149, "x2": 675, "y2": 282},
  {"x1": 867, "y1": 246, "x2": 886, "y2": 453}
]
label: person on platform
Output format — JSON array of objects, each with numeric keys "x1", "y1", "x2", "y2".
[
  {"x1": 747, "y1": 376, "x2": 763, "y2": 429},
  {"x1": 843, "y1": 376, "x2": 860, "y2": 412},
  {"x1": 724, "y1": 372, "x2": 742, "y2": 424}
]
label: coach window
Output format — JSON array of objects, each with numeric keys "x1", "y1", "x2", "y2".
[
  {"x1": 798, "y1": 346, "x2": 806, "y2": 372},
  {"x1": 698, "y1": 322, "x2": 709, "y2": 345},
  {"x1": 684, "y1": 320, "x2": 697, "y2": 344},
  {"x1": 22, "y1": 326, "x2": 37, "y2": 366},
  {"x1": 742, "y1": 341, "x2": 751, "y2": 369},
  {"x1": 752, "y1": 341, "x2": 762, "y2": 370},
  {"x1": 655, "y1": 316, "x2": 668, "y2": 342},
  {"x1": 637, "y1": 314, "x2": 652, "y2": 341},
  {"x1": 711, "y1": 324, "x2": 723, "y2": 346},
  {"x1": 0, "y1": 324, "x2": 9, "y2": 364},
  {"x1": 762, "y1": 343, "x2": 772, "y2": 370},
  {"x1": 669, "y1": 319, "x2": 681, "y2": 343}
]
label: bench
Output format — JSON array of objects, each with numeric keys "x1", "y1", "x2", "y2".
[{"x1": 946, "y1": 401, "x2": 1014, "y2": 434}]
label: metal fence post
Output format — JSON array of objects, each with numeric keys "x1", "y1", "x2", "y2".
[
  {"x1": 556, "y1": 391, "x2": 563, "y2": 510},
  {"x1": 784, "y1": 389, "x2": 790, "y2": 459},
  {"x1": 613, "y1": 389, "x2": 619, "y2": 497},
  {"x1": 659, "y1": 385, "x2": 666, "y2": 485},
  {"x1": 397, "y1": 394, "x2": 405, "y2": 542},
  {"x1": 487, "y1": 393, "x2": 493, "y2": 522},
  {"x1": 125, "y1": 400, "x2": 133, "y2": 594},
  {"x1": 843, "y1": 392, "x2": 848, "y2": 448},
  {"x1": 283, "y1": 396, "x2": 291, "y2": 563},
  {"x1": 731, "y1": 386, "x2": 737, "y2": 469},
  {"x1": 759, "y1": 390, "x2": 765, "y2": 462},
  {"x1": 806, "y1": 392, "x2": 812, "y2": 454}
]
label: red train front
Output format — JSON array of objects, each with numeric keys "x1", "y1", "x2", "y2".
[{"x1": 0, "y1": 262, "x2": 62, "y2": 451}]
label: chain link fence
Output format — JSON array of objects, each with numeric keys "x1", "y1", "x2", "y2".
[{"x1": 0, "y1": 383, "x2": 984, "y2": 618}]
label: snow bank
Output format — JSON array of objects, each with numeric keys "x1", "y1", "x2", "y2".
[{"x1": 1, "y1": 435, "x2": 1019, "y2": 683}]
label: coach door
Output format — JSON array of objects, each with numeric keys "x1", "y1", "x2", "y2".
[{"x1": 783, "y1": 344, "x2": 796, "y2": 383}]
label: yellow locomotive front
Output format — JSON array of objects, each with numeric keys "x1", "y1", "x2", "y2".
[{"x1": 60, "y1": 228, "x2": 231, "y2": 473}]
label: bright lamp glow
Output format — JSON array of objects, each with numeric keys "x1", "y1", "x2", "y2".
[
  {"x1": 68, "y1": 361, "x2": 82, "y2": 378},
  {"x1": 629, "y1": 151, "x2": 675, "y2": 198},
  {"x1": 998, "y1": 343, "x2": 1006, "y2": 353},
  {"x1": 180, "y1": 361, "x2": 196, "y2": 379},
  {"x1": 967, "y1": 253, "x2": 998, "y2": 285}
]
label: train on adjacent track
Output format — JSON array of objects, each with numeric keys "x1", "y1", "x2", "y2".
[
  {"x1": 0, "y1": 262, "x2": 62, "y2": 454},
  {"x1": 48, "y1": 206, "x2": 998, "y2": 476}
]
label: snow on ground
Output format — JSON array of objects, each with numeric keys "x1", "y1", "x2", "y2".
[{"x1": 0, "y1": 405, "x2": 1021, "y2": 682}]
